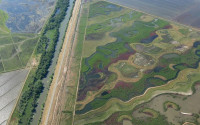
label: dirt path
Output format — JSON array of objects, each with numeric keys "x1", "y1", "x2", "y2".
[{"x1": 40, "y1": 0, "x2": 82, "y2": 124}]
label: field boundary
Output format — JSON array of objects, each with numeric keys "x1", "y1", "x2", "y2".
[{"x1": 72, "y1": 1, "x2": 90, "y2": 124}]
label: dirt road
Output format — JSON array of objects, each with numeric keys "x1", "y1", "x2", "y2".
[{"x1": 40, "y1": 0, "x2": 82, "y2": 124}]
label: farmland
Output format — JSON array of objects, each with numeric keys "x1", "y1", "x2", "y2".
[
  {"x1": 0, "y1": 0, "x2": 57, "y2": 124},
  {"x1": 72, "y1": 0, "x2": 200, "y2": 124},
  {"x1": 0, "y1": 1, "x2": 39, "y2": 72}
]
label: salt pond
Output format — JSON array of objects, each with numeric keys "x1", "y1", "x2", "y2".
[{"x1": 0, "y1": 69, "x2": 29, "y2": 125}]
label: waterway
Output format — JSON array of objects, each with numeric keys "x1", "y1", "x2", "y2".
[{"x1": 30, "y1": 0, "x2": 75, "y2": 124}]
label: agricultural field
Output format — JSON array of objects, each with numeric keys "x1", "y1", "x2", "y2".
[
  {"x1": 0, "y1": 0, "x2": 56, "y2": 124},
  {"x1": 0, "y1": 32, "x2": 39, "y2": 72},
  {"x1": 73, "y1": 0, "x2": 200, "y2": 124},
  {"x1": 0, "y1": 9, "x2": 38, "y2": 125},
  {"x1": 0, "y1": 1, "x2": 39, "y2": 73}
]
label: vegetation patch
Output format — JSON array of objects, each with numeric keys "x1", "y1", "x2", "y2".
[
  {"x1": 0, "y1": 9, "x2": 9, "y2": 32},
  {"x1": 140, "y1": 108, "x2": 159, "y2": 118},
  {"x1": 163, "y1": 101, "x2": 180, "y2": 111},
  {"x1": 0, "y1": 44, "x2": 17, "y2": 59},
  {"x1": 0, "y1": 7, "x2": 39, "y2": 72},
  {"x1": 115, "y1": 62, "x2": 139, "y2": 78},
  {"x1": 118, "y1": 115, "x2": 132, "y2": 122},
  {"x1": 133, "y1": 53, "x2": 154, "y2": 67},
  {"x1": 0, "y1": 60, "x2": 4, "y2": 72},
  {"x1": 134, "y1": 44, "x2": 162, "y2": 54},
  {"x1": 179, "y1": 28, "x2": 190, "y2": 35},
  {"x1": 11, "y1": 34, "x2": 29, "y2": 43},
  {"x1": 18, "y1": 37, "x2": 39, "y2": 66},
  {"x1": 3, "y1": 56, "x2": 22, "y2": 71},
  {"x1": 0, "y1": 36, "x2": 12, "y2": 45},
  {"x1": 160, "y1": 31, "x2": 173, "y2": 43},
  {"x1": 89, "y1": 1, "x2": 122, "y2": 18}
]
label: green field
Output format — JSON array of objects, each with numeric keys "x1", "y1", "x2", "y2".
[
  {"x1": 73, "y1": 0, "x2": 200, "y2": 124},
  {"x1": 0, "y1": 8, "x2": 38, "y2": 73},
  {"x1": 0, "y1": 35, "x2": 38, "y2": 72},
  {"x1": 18, "y1": 37, "x2": 39, "y2": 66}
]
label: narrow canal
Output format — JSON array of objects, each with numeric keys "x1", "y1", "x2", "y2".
[{"x1": 31, "y1": 0, "x2": 74, "y2": 124}]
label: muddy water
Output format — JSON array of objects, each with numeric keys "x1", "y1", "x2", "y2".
[
  {"x1": 30, "y1": 0, "x2": 75, "y2": 124},
  {"x1": 133, "y1": 85, "x2": 200, "y2": 124},
  {"x1": 106, "y1": 0, "x2": 200, "y2": 28},
  {"x1": 0, "y1": 69, "x2": 29, "y2": 125}
]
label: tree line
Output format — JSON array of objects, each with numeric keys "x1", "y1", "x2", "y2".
[{"x1": 17, "y1": 0, "x2": 70, "y2": 124}]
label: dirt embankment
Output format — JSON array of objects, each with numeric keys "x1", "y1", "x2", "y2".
[{"x1": 40, "y1": 0, "x2": 82, "y2": 125}]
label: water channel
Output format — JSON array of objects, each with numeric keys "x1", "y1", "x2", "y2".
[{"x1": 31, "y1": 0, "x2": 75, "y2": 124}]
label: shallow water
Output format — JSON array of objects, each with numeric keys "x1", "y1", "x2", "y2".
[
  {"x1": 30, "y1": 0, "x2": 75, "y2": 124},
  {"x1": 106, "y1": 0, "x2": 200, "y2": 28}
]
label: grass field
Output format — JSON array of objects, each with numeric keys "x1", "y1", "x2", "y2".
[
  {"x1": 0, "y1": 35, "x2": 38, "y2": 72},
  {"x1": 0, "y1": 33, "x2": 38, "y2": 72},
  {"x1": 3, "y1": 56, "x2": 23, "y2": 71},
  {"x1": 74, "y1": 0, "x2": 200, "y2": 124},
  {"x1": 18, "y1": 37, "x2": 39, "y2": 66},
  {"x1": 0, "y1": 6, "x2": 39, "y2": 73},
  {"x1": 11, "y1": 33, "x2": 35, "y2": 43},
  {"x1": 0, "y1": 44, "x2": 17, "y2": 59},
  {"x1": 0, "y1": 36, "x2": 12, "y2": 45},
  {"x1": 0, "y1": 9, "x2": 9, "y2": 33}
]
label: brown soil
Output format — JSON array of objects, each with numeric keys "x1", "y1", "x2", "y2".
[{"x1": 31, "y1": 58, "x2": 37, "y2": 67}]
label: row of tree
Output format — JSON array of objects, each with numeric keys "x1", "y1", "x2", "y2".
[{"x1": 17, "y1": 0, "x2": 70, "y2": 124}]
